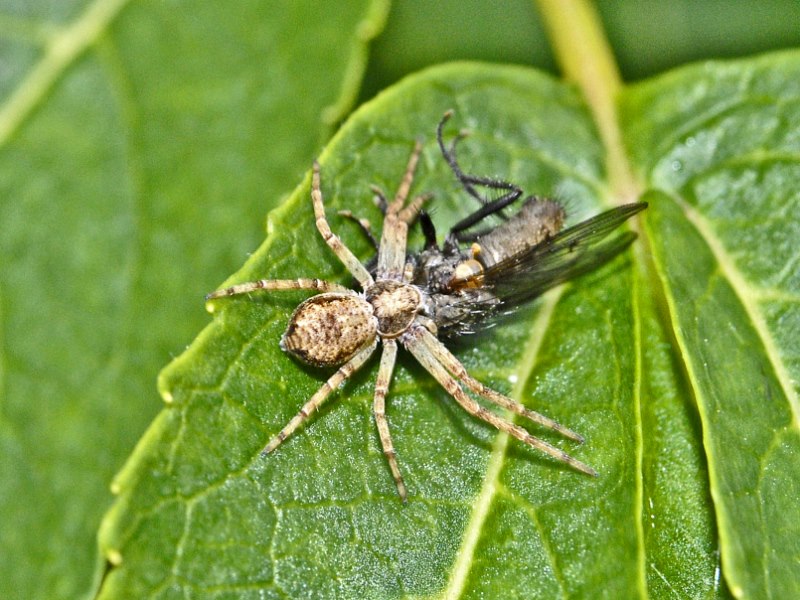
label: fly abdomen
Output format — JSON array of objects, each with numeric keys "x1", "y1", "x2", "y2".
[{"x1": 475, "y1": 197, "x2": 565, "y2": 268}]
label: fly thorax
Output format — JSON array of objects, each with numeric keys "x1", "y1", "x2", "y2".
[
  {"x1": 281, "y1": 292, "x2": 376, "y2": 367},
  {"x1": 365, "y1": 280, "x2": 422, "y2": 338},
  {"x1": 413, "y1": 247, "x2": 471, "y2": 293}
]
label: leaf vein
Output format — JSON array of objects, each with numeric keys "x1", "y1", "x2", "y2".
[
  {"x1": 678, "y1": 198, "x2": 799, "y2": 425},
  {"x1": 442, "y1": 288, "x2": 563, "y2": 600}
]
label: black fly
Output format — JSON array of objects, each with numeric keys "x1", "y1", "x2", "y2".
[{"x1": 400, "y1": 110, "x2": 646, "y2": 337}]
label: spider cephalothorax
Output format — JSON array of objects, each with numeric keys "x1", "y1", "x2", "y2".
[{"x1": 207, "y1": 113, "x2": 646, "y2": 501}]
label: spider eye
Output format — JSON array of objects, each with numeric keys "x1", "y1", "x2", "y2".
[{"x1": 281, "y1": 293, "x2": 376, "y2": 368}]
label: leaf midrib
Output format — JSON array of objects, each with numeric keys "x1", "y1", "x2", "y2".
[
  {"x1": 435, "y1": 3, "x2": 653, "y2": 599},
  {"x1": 442, "y1": 3, "x2": 653, "y2": 597}
]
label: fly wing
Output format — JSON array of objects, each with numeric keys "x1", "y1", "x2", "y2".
[{"x1": 461, "y1": 202, "x2": 647, "y2": 307}]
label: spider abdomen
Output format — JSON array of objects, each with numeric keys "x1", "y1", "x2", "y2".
[{"x1": 281, "y1": 293, "x2": 376, "y2": 367}]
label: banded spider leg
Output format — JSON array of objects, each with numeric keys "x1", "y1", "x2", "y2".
[{"x1": 207, "y1": 142, "x2": 429, "y2": 501}]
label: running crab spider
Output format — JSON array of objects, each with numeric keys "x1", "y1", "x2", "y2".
[{"x1": 206, "y1": 141, "x2": 596, "y2": 502}]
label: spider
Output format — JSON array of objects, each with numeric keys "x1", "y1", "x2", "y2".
[{"x1": 207, "y1": 114, "x2": 644, "y2": 501}]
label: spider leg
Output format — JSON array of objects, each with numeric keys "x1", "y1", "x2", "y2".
[
  {"x1": 372, "y1": 340, "x2": 408, "y2": 502},
  {"x1": 386, "y1": 140, "x2": 424, "y2": 216},
  {"x1": 414, "y1": 325, "x2": 584, "y2": 442},
  {"x1": 400, "y1": 194, "x2": 433, "y2": 227},
  {"x1": 377, "y1": 141, "x2": 426, "y2": 280},
  {"x1": 403, "y1": 326, "x2": 597, "y2": 476},
  {"x1": 372, "y1": 183, "x2": 430, "y2": 226},
  {"x1": 312, "y1": 161, "x2": 374, "y2": 289},
  {"x1": 206, "y1": 278, "x2": 349, "y2": 300},
  {"x1": 261, "y1": 339, "x2": 377, "y2": 455},
  {"x1": 338, "y1": 210, "x2": 379, "y2": 250}
]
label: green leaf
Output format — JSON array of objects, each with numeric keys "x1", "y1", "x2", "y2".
[
  {"x1": 6, "y1": 1, "x2": 798, "y2": 597},
  {"x1": 624, "y1": 52, "x2": 800, "y2": 598},
  {"x1": 98, "y1": 51, "x2": 800, "y2": 596},
  {"x1": 0, "y1": 1, "x2": 386, "y2": 599}
]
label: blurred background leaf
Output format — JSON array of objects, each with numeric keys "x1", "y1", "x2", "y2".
[{"x1": 360, "y1": 0, "x2": 800, "y2": 97}]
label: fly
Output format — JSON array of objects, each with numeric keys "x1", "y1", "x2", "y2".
[{"x1": 406, "y1": 110, "x2": 647, "y2": 338}]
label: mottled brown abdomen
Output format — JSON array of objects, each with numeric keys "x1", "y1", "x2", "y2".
[{"x1": 281, "y1": 293, "x2": 376, "y2": 367}]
